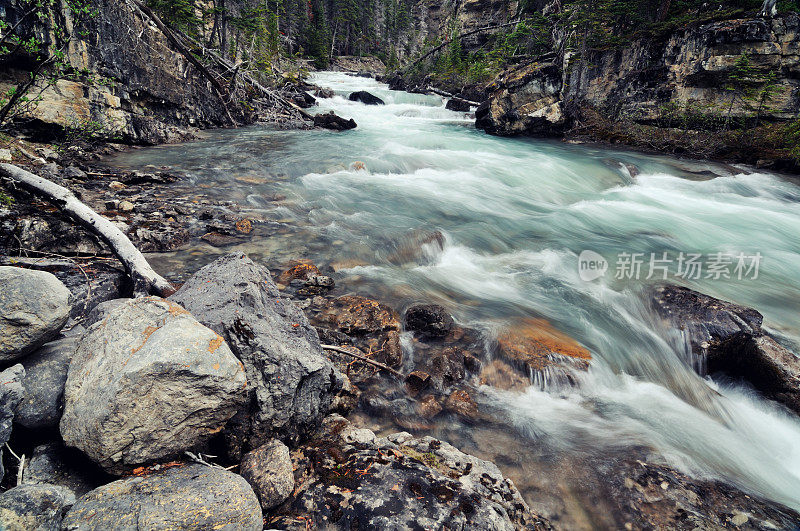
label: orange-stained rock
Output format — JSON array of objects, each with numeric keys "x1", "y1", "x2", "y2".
[
  {"x1": 496, "y1": 318, "x2": 591, "y2": 374},
  {"x1": 235, "y1": 219, "x2": 253, "y2": 234},
  {"x1": 278, "y1": 261, "x2": 321, "y2": 284},
  {"x1": 317, "y1": 295, "x2": 401, "y2": 335}
]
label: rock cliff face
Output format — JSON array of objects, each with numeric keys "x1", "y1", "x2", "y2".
[
  {"x1": 0, "y1": 0, "x2": 241, "y2": 144},
  {"x1": 477, "y1": 13, "x2": 800, "y2": 136}
]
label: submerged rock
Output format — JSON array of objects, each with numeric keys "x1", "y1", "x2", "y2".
[
  {"x1": 239, "y1": 439, "x2": 295, "y2": 510},
  {"x1": 404, "y1": 304, "x2": 454, "y2": 338},
  {"x1": 495, "y1": 318, "x2": 591, "y2": 384},
  {"x1": 348, "y1": 90, "x2": 385, "y2": 105},
  {"x1": 0, "y1": 483, "x2": 75, "y2": 531},
  {"x1": 170, "y1": 253, "x2": 342, "y2": 455},
  {"x1": 652, "y1": 285, "x2": 800, "y2": 414},
  {"x1": 313, "y1": 111, "x2": 357, "y2": 130},
  {"x1": 61, "y1": 464, "x2": 262, "y2": 531},
  {"x1": 282, "y1": 415, "x2": 551, "y2": 530},
  {"x1": 60, "y1": 297, "x2": 247, "y2": 474},
  {"x1": 0, "y1": 266, "x2": 72, "y2": 361}
]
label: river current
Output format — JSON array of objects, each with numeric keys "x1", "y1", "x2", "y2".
[{"x1": 106, "y1": 72, "x2": 800, "y2": 521}]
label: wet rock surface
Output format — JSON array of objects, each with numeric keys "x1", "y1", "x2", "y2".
[
  {"x1": 60, "y1": 297, "x2": 247, "y2": 474},
  {"x1": 170, "y1": 253, "x2": 343, "y2": 454},
  {"x1": 495, "y1": 318, "x2": 591, "y2": 385},
  {"x1": 61, "y1": 464, "x2": 262, "y2": 531},
  {"x1": 276, "y1": 415, "x2": 552, "y2": 530},
  {"x1": 348, "y1": 91, "x2": 385, "y2": 105},
  {"x1": 313, "y1": 111, "x2": 357, "y2": 130},
  {"x1": 0, "y1": 267, "x2": 72, "y2": 361},
  {"x1": 404, "y1": 304, "x2": 454, "y2": 338},
  {"x1": 652, "y1": 284, "x2": 800, "y2": 414}
]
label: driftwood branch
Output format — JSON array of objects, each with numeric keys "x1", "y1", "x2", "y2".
[
  {"x1": 0, "y1": 163, "x2": 174, "y2": 296},
  {"x1": 425, "y1": 86, "x2": 480, "y2": 106},
  {"x1": 321, "y1": 344, "x2": 403, "y2": 377},
  {"x1": 403, "y1": 20, "x2": 523, "y2": 74}
]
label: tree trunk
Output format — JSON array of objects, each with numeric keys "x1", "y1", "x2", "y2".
[
  {"x1": 0, "y1": 163, "x2": 174, "y2": 296},
  {"x1": 656, "y1": 0, "x2": 671, "y2": 22}
]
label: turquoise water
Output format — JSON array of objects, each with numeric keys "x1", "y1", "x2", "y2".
[{"x1": 108, "y1": 72, "x2": 800, "y2": 514}]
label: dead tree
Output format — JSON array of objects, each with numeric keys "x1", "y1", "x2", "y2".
[{"x1": 0, "y1": 163, "x2": 174, "y2": 296}]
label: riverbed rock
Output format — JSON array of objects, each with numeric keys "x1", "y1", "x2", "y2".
[
  {"x1": 404, "y1": 304, "x2": 454, "y2": 338},
  {"x1": 313, "y1": 111, "x2": 357, "y2": 130},
  {"x1": 16, "y1": 336, "x2": 76, "y2": 429},
  {"x1": 22, "y1": 443, "x2": 99, "y2": 498},
  {"x1": 60, "y1": 297, "x2": 247, "y2": 474},
  {"x1": 495, "y1": 318, "x2": 591, "y2": 385},
  {"x1": 281, "y1": 415, "x2": 551, "y2": 530},
  {"x1": 651, "y1": 285, "x2": 800, "y2": 414},
  {"x1": 0, "y1": 483, "x2": 76, "y2": 531},
  {"x1": 0, "y1": 364, "x2": 25, "y2": 483},
  {"x1": 348, "y1": 90, "x2": 385, "y2": 105},
  {"x1": 61, "y1": 464, "x2": 262, "y2": 531},
  {"x1": 310, "y1": 295, "x2": 403, "y2": 382},
  {"x1": 0, "y1": 266, "x2": 72, "y2": 361},
  {"x1": 278, "y1": 261, "x2": 321, "y2": 285},
  {"x1": 239, "y1": 439, "x2": 294, "y2": 510},
  {"x1": 170, "y1": 253, "x2": 342, "y2": 455}
]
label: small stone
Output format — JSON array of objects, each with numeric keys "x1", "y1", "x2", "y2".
[
  {"x1": 108, "y1": 181, "x2": 126, "y2": 190},
  {"x1": 235, "y1": 219, "x2": 253, "y2": 234},
  {"x1": 404, "y1": 304, "x2": 454, "y2": 338},
  {"x1": 240, "y1": 440, "x2": 294, "y2": 511},
  {"x1": 201, "y1": 231, "x2": 239, "y2": 247},
  {"x1": 278, "y1": 262, "x2": 321, "y2": 284},
  {"x1": 0, "y1": 148, "x2": 12, "y2": 161},
  {"x1": 418, "y1": 394, "x2": 442, "y2": 419},
  {"x1": 117, "y1": 200, "x2": 134, "y2": 212},
  {"x1": 444, "y1": 389, "x2": 478, "y2": 420},
  {"x1": 405, "y1": 371, "x2": 431, "y2": 397},
  {"x1": 731, "y1": 512, "x2": 749, "y2": 526}
]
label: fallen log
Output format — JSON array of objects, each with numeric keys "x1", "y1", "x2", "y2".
[{"x1": 0, "y1": 163, "x2": 174, "y2": 297}]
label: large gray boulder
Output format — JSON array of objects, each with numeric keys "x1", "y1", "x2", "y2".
[
  {"x1": 170, "y1": 253, "x2": 342, "y2": 455},
  {"x1": 0, "y1": 483, "x2": 75, "y2": 531},
  {"x1": 60, "y1": 297, "x2": 247, "y2": 474},
  {"x1": 61, "y1": 464, "x2": 262, "y2": 531},
  {"x1": 16, "y1": 337, "x2": 76, "y2": 429},
  {"x1": 0, "y1": 364, "x2": 25, "y2": 483},
  {"x1": 0, "y1": 266, "x2": 72, "y2": 361}
]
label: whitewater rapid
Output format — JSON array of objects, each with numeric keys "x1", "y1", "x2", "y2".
[{"x1": 108, "y1": 71, "x2": 800, "y2": 512}]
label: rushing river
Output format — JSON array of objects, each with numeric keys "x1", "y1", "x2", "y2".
[{"x1": 107, "y1": 72, "x2": 800, "y2": 521}]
